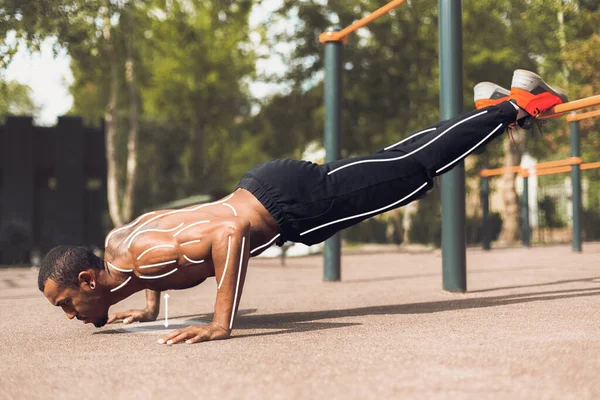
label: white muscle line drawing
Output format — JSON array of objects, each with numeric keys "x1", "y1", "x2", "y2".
[
  {"x1": 436, "y1": 123, "x2": 504, "y2": 174},
  {"x1": 300, "y1": 182, "x2": 429, "y2": 237},
  {"x1": 107, "y1": 261, "x2": 133, "y2": 273},
  {"x1": 327, "y1": 111, "x2": 489, "y2": 175},
  {"x1": 139, "y1": 260, "x2": 177, "y2": 270},
  {"x1": 223, "y1": 203, "x2": 238, "y2": 216},
  {"x1": 139, "y1": 268, "x2": 178, "y2": 280},
  {"x1": 383, "y1": 128, "x2": 437, "y2": 151},
  {"x1": 105, "y1": 212, "x2": 156, "y2": 247},
  {"x1": 183, "y1": 255, "x2": 205, "y2": 264},
  {"x1": 173, "y1": 221, "x2": 210, "y2": 237},
  {"x1": 250, "y1": 234, "x2": 281, "y2": 255},
  {"x1": 217, "y1": 236, "x2": 232, "y2": 290},
  {"x1": 127, "y1": 223, "x2": 184, "y2": 248},
  {"x1": 229, "y1": 236, "x2": 246, "y2": 330},
  {"x1": 110, "y1": 276, "x2": 132, "y2": 293},
  {"x1": 124, "y1": 193, "x2": 235, "y2": 246},
  {"x1": 136, "y1": 245, "x2": 176, "y2": 260},
  {"x1": 181, "y1": 240, "x2": 201, "y2": 247}
]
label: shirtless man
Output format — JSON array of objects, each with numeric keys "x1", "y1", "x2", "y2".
[{"x1": 39, "y1": 70, "x2": 567, "y2": 344}]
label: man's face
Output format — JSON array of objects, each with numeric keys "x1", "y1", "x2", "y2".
[{"x1": 43, "y1": 278, "x2": 110, "y2": 328}]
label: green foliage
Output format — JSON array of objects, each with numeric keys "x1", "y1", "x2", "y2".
[
  {"x1": 3, "y1": 0, "x2": 600, "y2": 233},
  {"x1": 137, "y1": 0, "x2": 257, "y2": 197},
  {"x1": 0, "y1": 79, "x2": 38, "y2": 119}
]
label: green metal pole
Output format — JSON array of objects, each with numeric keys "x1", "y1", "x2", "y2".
[
  {"x1": 521, "y1": 176, "x2": 531, "y2": 247},
  {"x1": 439, "y1": 0, "x2": 466, "y2": 292},
  {"x1": 481, "y1": 177, "x2": 491, "y2": 251},
  {"x1": 570, "y1": 118, "x2": 582, "y2": 252},
  {"x1": 323, "y1": 28, "x2": 342, "y2": 281}
]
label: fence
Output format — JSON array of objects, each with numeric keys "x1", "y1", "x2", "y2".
[
  {"x1": 0, "y1": 116, "x2": 107, "y2": 265},
  {"x1": 480, "y1": 157, "x2": 600, "y2": 250}
]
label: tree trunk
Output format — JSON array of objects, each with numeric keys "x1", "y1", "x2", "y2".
[
  {"x1": 121, "y1": 51, "x2": 139, "y2": 223},
  {"x1": 103, "y1": 1, "x2": 123, "y2": 228},
  {"x1": 557, "y1": 2, "x2": 570, "y2": 82},
  {"x1": 498, "y1": 134, "x2": 527, "y2": 244}
]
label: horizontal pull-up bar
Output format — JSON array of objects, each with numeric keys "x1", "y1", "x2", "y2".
[
  {"x1": 319, "y1": 0, "x2": 406, "y2": 43},
  {"x1": 566, "y1": 108, "x2": 600, "y2": 122},
  {"x1": 480, "y1": 157, "x2": 583, "y2": 178},
  {"x1": 480, "y1": 166, "x2": 521, "y2": 178},
  {"x1": 541, "y1": 95, "x2": 600, "y2": 119},
  {"x1": 519, "y1": 165, "x2": 571, "y2": 178},
  {"x1": 481, "y1": 160, "x2": 599, "y2": 178},
  {"x1": 581, "y1": 162, "x2": 600, "y2": 171},
  {"x1": 521, "y1": 162, "x2": 600, "y2": 177}
]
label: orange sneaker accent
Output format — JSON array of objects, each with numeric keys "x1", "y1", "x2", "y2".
[
  {"x1": 510, "y1": 87, "x2": 565, "y2": 118},
  {"x1": 475, "y1": 98, "x2": 509, "y2": 110}
]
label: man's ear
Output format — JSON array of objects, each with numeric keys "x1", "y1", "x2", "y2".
[{"x1": 78, "y1": 271, "x2": 96, "y2": 290}]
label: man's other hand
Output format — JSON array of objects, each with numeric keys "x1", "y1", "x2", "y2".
[{"x1": 107, "y1": 308, "x2": 159, "y2": 324}]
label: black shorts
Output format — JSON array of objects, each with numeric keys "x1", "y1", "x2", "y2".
[{"x1": 238, "y1": 157, "x2": 431, "y2": 246}]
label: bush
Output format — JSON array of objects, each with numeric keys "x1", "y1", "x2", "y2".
[
  {"x1": 343, "y1": 218, "x2": 389, "y2": 244},
  {"x1": 408, "y1": 187, "x2": 442, "y2": 247},
  {"x1": 465, "y1": 212, "x2": 503, "y2": 245},
  {"x1": 582, "y1": 209, "x2": 600, "y2": 241}
]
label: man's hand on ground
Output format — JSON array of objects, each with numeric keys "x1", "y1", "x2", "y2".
[
  {"x1": 107, "y1": 308, "x2": 159, "y2": 324},
  {"x1": 157, "y1": 321, "x2": 230, "y2": 344}
]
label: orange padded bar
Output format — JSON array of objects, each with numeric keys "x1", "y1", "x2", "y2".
[
  {"x1": 520, "y1": 166, "x2": 572, "y2": 177},
  {"x1": 319, "y1": 0, "x2": 406, "y2": 43},
  {"x1": 566, "y1": 109, "x2": 600, "y2": 122},
  {"x1": 533, "y1": 157, "x2": 582, "y2": 170},
  {"x1": 541, "y1": 95, "x2": 600, "y2": 119},
  {"x1": 480, "y1": 166, "x2": 522, "y2": 178},
  {"x1": 581, "y1": 162, "x2": 600, "y2": 171},
  {"x1": 480, "y1": 157, "x2": 583, "y2": 178}
]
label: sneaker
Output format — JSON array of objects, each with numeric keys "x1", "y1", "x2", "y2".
[
  {"x1": 510, "y1": 69, "x2": 568, "y2": 117},
  {"x1": 474, "y1": 82, "x2": 511, "y2": 110}
]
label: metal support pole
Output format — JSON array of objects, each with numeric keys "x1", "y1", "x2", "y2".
[
  {"x1": 480, "y1": 177, "x2": 491, "y2": 251},
  {"x1": 521, "y1": 176, "x2": 531, "y2": 247},
  {"x1": 570, "y1": 118, "x2": 582, "y2": 252},
  {"x1": 323, "y1": 28, "x2": 342, "y2": 281},
  {"x1": 439, "y1": 0, "x2": 466, "y2": 292}
]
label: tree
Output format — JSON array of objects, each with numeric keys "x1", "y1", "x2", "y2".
[
  {"x1": 1, "y1": 0, "x2": 142, "y2": 226},
  {"x1": 2, "y1": 0, "x2": 258, "y2": 227}
]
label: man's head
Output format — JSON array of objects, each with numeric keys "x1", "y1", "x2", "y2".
[{"x1": 39, "y1": 245, "x2": 110, "y2": 328}]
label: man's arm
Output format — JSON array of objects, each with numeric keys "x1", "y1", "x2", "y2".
[
  {"x1": 107, "y1": 289, "x2": 161, "y2": 324},
  {"x1": 159, "y1": 218, "x2": 250, "y2": 344}
]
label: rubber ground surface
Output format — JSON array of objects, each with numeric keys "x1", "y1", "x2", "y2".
[{"x1": 1, "y1": 243, "x2": 600, "y2": 399}]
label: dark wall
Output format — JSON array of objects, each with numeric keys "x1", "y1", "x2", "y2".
[{"x1": 0, "y1": 116, "x2": 107, "y2": 265}]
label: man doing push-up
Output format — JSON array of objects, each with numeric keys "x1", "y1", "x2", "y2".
[{"x1": 38, "y1": 70, "x2": 567, "y2": 344}]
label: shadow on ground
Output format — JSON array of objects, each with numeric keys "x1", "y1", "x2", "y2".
[{"x1": 95, "y1": 278, "x2": 600, "y2": 339}]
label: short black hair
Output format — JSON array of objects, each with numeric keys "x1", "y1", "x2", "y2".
[{"x1": 38, "y1": 245, "x2": 104, "y2": 292}]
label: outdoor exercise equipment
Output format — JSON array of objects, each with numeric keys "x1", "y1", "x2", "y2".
[
  {"x1": 319, "y1": 0, "x2": 407, "y2": 282},
  {"x1": 319, "y1": 0, "x2": 597, "y2": 290},
  {"x1": 319, "y1": 0, "x2": 466, "y2": 292}
]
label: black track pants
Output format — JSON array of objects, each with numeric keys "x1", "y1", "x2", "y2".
[{"x1": 238, "y1": 101, "x2": 518, "y2": 246}]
